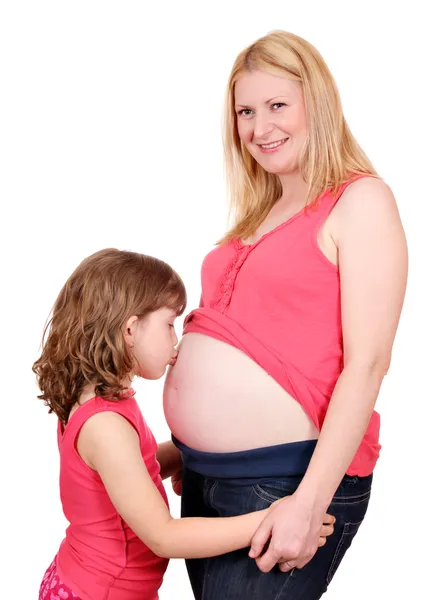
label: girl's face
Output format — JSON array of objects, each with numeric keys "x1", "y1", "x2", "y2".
[
  {"x1": 234, "y1": 70, "x2": 308, "y2": 175},
  {"x1": 125, "y1": 307, "x2": 179, "y2": 380}
]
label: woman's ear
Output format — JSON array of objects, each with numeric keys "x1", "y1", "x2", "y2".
[{"x1": 123, "y1": 315, "x2": 139, "y2": 348}]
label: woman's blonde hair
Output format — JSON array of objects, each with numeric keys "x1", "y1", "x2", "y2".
[
  {"x1": 221, "y1": 30, "x2": 378, "y2": 243},
  {"x1": 33, "y1": 248, "x2": 186, "y2": 423}
]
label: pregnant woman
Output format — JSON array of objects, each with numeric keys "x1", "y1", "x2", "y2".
[{"x1": 164, "y1": 30, "x2": 407, "y2": 600}]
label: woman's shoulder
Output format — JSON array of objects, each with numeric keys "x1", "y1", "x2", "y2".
[
  {"x1": 340, "y1": 176, "x2": 395, "y2": 208},
  {"x1": 333, "y1": 176, "x2": 399, "y2": 225},
  {"x1": 328, "y1": 175, "x2": 405, "y2": 256}
]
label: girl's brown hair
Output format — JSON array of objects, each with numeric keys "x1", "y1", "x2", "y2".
[{"x1": 33, "y1": 248, "x2": 187, "y2": 423}]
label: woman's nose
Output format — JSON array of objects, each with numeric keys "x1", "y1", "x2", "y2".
[{"x1": 253, "y1": 111, "x2": 273, "y2": 140}]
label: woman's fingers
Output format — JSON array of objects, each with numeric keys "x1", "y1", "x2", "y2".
[
  {"x1": 249, "y1": 518, "x2": 273, "y2": 559},
  {"x1": 279, "y1": 560, "x2": 297, "y2": 573}
]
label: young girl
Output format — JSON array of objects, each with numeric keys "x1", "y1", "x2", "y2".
[{"x1": 34, "y1": 248, "x2": 335, "y2": 600}]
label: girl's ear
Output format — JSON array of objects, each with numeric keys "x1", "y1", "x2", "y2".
[{"x1": 123, "y1": 315, "x2": 139, "y2": 348}]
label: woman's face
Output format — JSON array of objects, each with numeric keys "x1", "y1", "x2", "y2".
[{"x1": 234, "y1": 70, "x2": 307, "y2": 175}]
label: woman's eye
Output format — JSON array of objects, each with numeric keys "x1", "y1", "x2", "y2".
[
  {"x1": 237, "y1": 109, "x2": 253, "y2": 116},
  {"x1": 271, "y1": 102, "x2": 285, "y2": 110}
]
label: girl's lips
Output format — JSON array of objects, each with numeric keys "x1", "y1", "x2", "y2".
[{"x1": 168, "y1": 354, "x2": 178, "y2": 366}]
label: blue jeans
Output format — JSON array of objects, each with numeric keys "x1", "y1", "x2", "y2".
[{"x1": 181, "y1": 468, "x2": 372, "y2": 599}]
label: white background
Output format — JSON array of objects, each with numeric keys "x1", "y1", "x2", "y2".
[{"x1": 0, "y1": 1, "x2": 432, "y2": 598}]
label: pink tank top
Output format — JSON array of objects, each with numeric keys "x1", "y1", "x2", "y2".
[
  {"x1": 184, "y1": 175, "x2": 381, "y2": 476},
  {"x1": 56, "y1": 395, "x2": 168, "y2": 600}
]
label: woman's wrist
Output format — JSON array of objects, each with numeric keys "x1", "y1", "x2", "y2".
[{"x1": 293, "y1": 478, "x2": 333, "y2": 514}]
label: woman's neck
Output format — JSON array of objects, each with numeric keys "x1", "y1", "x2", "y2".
[{"x1": 278, "y1": 171, "x2": 308, "y2": 206}]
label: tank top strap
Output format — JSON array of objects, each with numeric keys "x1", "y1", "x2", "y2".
[
  {"x1": 58, "y1": 395, "x2": 141, "y2": 449},
  {"x1": 309, "y1": 173, "x2": 376, "y2": 227}
]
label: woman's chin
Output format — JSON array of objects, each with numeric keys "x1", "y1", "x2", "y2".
[{"x1": 257, "y1": 156, "x2": 297, "y2": 176}]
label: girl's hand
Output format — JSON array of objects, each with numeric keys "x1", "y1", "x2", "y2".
[{"x1": 171, "y1": 469, "x2": 182, "y2": 496}]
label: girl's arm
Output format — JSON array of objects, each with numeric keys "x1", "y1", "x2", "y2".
[
  {"x1": 156, "y1": 440, "x2": 182, "y2": 480},
  {"x1": 77, "y1": 411, "x2": 270, "y2": 559}
]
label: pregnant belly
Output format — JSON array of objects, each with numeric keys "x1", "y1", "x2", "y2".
[{"x1": 163, "y1": 333, "x2": 319, "y2": 452}]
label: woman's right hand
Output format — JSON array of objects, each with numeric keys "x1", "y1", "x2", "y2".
[
  {"x1": 277, "y1": 512, "x2": 335, "y2": 572},
  {"x1": 266, "y1": 499, "x2": 336, "y2": 558}
]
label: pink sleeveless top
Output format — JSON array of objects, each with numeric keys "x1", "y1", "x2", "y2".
[
  {"x1": 184, "y1": 175, "x2": 381, "y2": 476},
  {"x1": 56, "y1": 395, "x2": 168, "y2": 600}
]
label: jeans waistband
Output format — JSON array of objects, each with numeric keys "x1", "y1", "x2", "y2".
[{"x1": 172, "y1": 435, "x2": 317, "y2": 483}]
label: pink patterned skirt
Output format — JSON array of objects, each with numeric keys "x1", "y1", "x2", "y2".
[{"x1": 39, "y1": 556, "x2": 80, "y2": 600}]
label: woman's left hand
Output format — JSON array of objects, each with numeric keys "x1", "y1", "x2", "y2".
[{"x1": 249, "y1": 492, "x2": 329, "y2": 573}]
